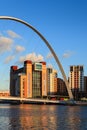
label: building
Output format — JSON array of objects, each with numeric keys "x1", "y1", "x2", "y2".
[
  {"x1": 0, "y1": 91, "x2": 10, "y2": 97},
  {"x1": 69, "y1": 65, "x2": 84, "y2": 92},
  {"x1": 57, "y1": 78, "x2": 68, "y2": 96},
  {"x1": 84, "y1": 76, "x2": 87, "y2": 93},
  {"x1": 32, "y1": 62, "x2": 47, "y2": 98},
  {"x1": 46, "y1": 68, "x2": 57, "y2": 97},
  {"x1": 10, "y1": 60, "x2": 47, "y2": 98}
]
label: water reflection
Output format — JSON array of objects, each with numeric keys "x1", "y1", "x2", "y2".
[
  {"x1": 56, "y1": 106, "x2": 87, "y2": 130},
  {"x1": 63, "y1": 107, "x2": 81, "y2": 130},
  {"x1": 0, "y1": 104, "x2": 87, "y2": 130},
  {"x1": 0, "y1": 104, "x2": 58, "y2": 130}
]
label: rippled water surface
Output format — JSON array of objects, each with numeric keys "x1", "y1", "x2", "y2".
[{"x1": 0, "y1": 104, "x2": 87, "y2": 130}]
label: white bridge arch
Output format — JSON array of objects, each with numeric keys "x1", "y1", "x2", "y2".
[{"x1": 0, "y1": 16, "x2": 73, "y2": 100}]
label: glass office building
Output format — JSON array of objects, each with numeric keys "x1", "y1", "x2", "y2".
[{"x1": 10, "y1": 61, "x2": 47, "y2": 98}]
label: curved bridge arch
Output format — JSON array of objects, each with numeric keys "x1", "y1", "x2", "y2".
[{"x1": 0, "y1": 16, "x2": 73, "y2": 100}]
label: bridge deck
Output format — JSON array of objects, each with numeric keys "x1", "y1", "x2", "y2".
[{"x1": 0, "y1": 96, "x2": 60, "y2": 104}]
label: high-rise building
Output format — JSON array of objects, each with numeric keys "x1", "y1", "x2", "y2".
[
  {"x1": 10, "y1": 60, "x2": 47, "y2": 98},
  {"x1": 46, "y1": 68, "x2": 57, "y2": 96},
  {"x1": 69, "y1": 65, "x2": 84, "y2": 92}
]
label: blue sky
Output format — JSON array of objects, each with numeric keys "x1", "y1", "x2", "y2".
[{"x1": 0, "y1": 0, "x2": 87, "y2": 90}]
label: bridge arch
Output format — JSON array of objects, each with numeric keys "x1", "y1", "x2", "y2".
[{"x1": 0, "y1": 16, "x2": 73, "y2": 100}]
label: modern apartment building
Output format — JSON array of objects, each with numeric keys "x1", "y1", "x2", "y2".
[
  {"x1": 69, "y1": 65, "x2": 84, "y2": 92},
  {"x1": 10, "y1": 60, "x2": 47, "y2": 98},
  {"x1": 46, "y1": 68, "x2": 57, "y2": 96}
]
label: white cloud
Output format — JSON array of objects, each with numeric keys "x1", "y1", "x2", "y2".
[
  {"x1": 18, "y1": 52, "x2": 44, "y2": 64},
  {"x1": 7, "y1": 30, "x2": 21, "y2": 39},
  {"x1": 15, "y1": 45, "x2": 25, "y2": 53},
  {"x1": 46, "y1": 52, "x2": 53, "y2": 59},
  {"x1": 4, "y1": 55, "x2": 15, "y2": 64},
  {"x1": 63, "y1": 51, "x2": 74, "y2": 58},
  {"x1": 0, "y1": 36, "x2": 13, "y2": 53}
]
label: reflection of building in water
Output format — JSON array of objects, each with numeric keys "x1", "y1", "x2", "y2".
[
  {"x1": 19, "y1": 116, "x2": 34, "y2": 129},
  {"x1": 7, "y1": 105, "x2": 33, "y2": 130},
  {"x1": 18, "y1": 105, "x2": 58, "y2": 130},
  {"x1": 10, "y1": 60, "x2": 58, "y2": 98},
  {"x1": 63, "y1": 107, "x2": 81, "y2": 130},
  {"x1": 40, "y1": 105, "x2": 58, "y2": 129}
]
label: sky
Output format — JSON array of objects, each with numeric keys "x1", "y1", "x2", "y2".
[{"x1": 0, "y1": 0, "x2": 87, "y2": 90}]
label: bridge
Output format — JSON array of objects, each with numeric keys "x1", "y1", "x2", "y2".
[
  {"x1": 0, "y1": 96, "x2": 60, "y2": 104},
  {"x1": 0, "y1": 16, "x2": 74, "y2": 100},
  {"x1": 0, "y1": 97, "x2": 87, "y2": 106}
]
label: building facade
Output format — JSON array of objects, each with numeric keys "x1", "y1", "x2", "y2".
[
  {"x1": 10, "y1": 60, "x2": 47, "y2": 98},
  {"x1": 0, "y1": 91, "x2": 10, "y2": 97},
  {"x1": 57, "y1": 78, "x2": 68, "y2": 96},
  {"x1": 69, "y1": 65, "x2": 84, "y2": 92},
  {"x1": 84, "y1": 76, "x2": 87, "y2": 93},
  {"x1": 46, "y1": 68, "x2": 57, "y2": 96}
]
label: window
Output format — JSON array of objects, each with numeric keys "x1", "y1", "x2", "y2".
[
  {"x1": 32, "y1": 71, "x2": 41, "y2": 97},
  {"x1": 35, "y1": 63, "x2": 42, "y2": 71}
]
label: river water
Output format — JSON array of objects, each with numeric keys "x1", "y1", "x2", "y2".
[{"x1": 0, "y1": 104, "x2": 87, "y2": 130}]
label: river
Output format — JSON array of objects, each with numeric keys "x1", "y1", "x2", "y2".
[{"x1": 0, "y1": 104, "x2": 87, "y2": 130}]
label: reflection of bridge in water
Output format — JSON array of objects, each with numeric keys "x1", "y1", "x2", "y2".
[{"x1": 0, "y1": 16, "x2": 73, "y2": 100}]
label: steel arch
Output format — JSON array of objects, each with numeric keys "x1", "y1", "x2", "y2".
[{"x1": 0, "y1": 16, "x2": 73, "y2": 99}]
